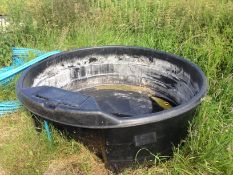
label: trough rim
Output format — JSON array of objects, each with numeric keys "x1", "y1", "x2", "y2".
[{"x1": 16, "y1": 45, "x2": 208, "y2": 129}]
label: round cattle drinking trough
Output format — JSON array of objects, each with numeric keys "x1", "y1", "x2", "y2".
[{"x1": 16, "y1": 46, "x2": 207, "y2": 172}]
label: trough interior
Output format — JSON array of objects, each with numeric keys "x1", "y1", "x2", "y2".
[{"x1": 23, "y1": 50, "x2": 201, "y2": 117}]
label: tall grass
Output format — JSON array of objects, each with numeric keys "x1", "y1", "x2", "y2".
[{"x1": 0, "y1": 0, "x2": 232, "y2": 174}]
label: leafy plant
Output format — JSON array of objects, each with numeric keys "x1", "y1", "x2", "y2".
[{"x1": 0, "y1": 35, "x2": 13, "y2": 67}]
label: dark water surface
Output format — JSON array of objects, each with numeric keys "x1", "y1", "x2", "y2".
[{"x1": 79, "y1": 84, "x2": 176, "y2": 117}]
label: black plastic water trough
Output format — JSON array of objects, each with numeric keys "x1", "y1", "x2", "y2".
[{"x1": 16, "y1": 46, "x2": 207, "y2": 171}]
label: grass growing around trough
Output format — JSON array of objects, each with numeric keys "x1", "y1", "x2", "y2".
[{"x1": 0, "y1": 0, "x2": 233, "y2": 174}]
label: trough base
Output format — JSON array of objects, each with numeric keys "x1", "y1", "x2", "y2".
[{"x1": 31, "y1": 110, "x2": 194, "y2": 173}]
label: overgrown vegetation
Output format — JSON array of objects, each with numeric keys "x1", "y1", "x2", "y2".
[{"x1": 0, "y1": 0, "x2": 232, "y2": 174}]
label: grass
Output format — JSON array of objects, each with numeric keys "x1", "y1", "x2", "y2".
[{"x1": 0, "y1": 0, "x2": 233, "y2": 174}]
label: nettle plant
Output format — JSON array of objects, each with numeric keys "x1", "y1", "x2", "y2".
[{"x1": 0, "y1": 35, "x2": 13, "y2": 67}]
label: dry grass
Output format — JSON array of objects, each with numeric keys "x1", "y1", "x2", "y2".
[
  {"x1": 44, "y1": 154, "x2": 109, "y2": 175},
  {"x1": 0, "y1": 111, "x2": 111, "y2": 175}
]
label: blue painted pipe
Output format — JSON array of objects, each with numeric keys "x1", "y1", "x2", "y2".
[{"x1": 0, "y1": 47, "x2": 61, "y2": 141}]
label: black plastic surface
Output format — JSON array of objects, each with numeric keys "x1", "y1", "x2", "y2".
[
  {"x1": 16, "y1": 46, "x2": 208, "y2": 172},
  {"x1": 23, "y1": 86, "x2": 100, "y2": 111}
]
